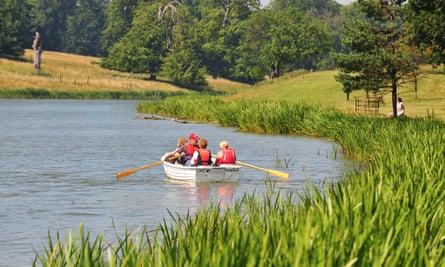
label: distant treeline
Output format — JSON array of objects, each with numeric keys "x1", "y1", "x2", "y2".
[{"x1": 1, "y1": 0, "x2": 444, "y2": 85}]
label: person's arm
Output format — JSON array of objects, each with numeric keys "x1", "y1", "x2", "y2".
[{"x1": 191, "y1": 151, "x2": 199, "y2": 166}]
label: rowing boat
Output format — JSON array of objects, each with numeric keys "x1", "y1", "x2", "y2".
[{"x1": 162, "y1": 161, "x2": 241, "y2": 182}]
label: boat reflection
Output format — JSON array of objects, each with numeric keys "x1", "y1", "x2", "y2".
[{"x1": 166, "y1": 179, "x2": 237, "y2": 208}]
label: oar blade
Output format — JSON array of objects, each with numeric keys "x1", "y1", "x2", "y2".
[
  {"x1": 236, "y1": 160, "x2": 289, "y2": 179},
  {"x1": 266, "y1": 169, "x2": 289, "y2": 179},
  {"x1": 116, "y1": 169, "x2": 135, "y2": 179},
  {"x1": 115, "y1": 160, "x2": 164, "y2": 180}
]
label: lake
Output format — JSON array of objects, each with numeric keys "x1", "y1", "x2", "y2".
[{"x1": 0, "y1": 99, "x2": 352, "y2": 266}]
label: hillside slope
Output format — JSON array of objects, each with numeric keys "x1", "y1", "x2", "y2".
[
  {"x1": 0, "y1": 50, "x2": 249, "y2": 94},
  {"x1": 230, "y1": 69, "x2": 445, "y2": 120}
]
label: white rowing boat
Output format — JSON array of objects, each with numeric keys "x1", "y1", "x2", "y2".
[{"x1": 162, "y1": 161, "x2": 241, "y2": 182}]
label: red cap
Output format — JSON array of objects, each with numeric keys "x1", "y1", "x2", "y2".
[{"x1": 189, "y1": 133, "x2": 198, "y2": 141}]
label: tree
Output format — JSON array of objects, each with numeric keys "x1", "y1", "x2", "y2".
[
  {"x1": 195, "y1": 0, "x2": 260, "y2": 79},
  {"x1": 162, "y1": 4, "x2": 207, "y2": 86},
  {"x1": 64, "y1": 0, "x2": 107, "y2": 56},
  {"x1": 240, "y1": 7, "x2": 332, "y2": 80},
  {"x1": 0, "y1": 0, "x2": 31, "y2": 57},
  {"x1": 101, "y1": 3, "x2": 165, "y2": 79},
  {"x1": 101, "y1": 0, "x2": 139, "y2": 55},
  {"x1": 405, "y1": 0, "x2": 445, "y2": 66},
  {"x1": 31, "y1": 0, "x2": 77, "y2": 52},
  {"x1": 333, "y1": 0, "x2": 417, "y2": 118}
]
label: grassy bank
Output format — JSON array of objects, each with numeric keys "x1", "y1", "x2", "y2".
[
  {"x1": 35, "y1": 98, "x2": 445, "y2": 266},
  {"x1": 2, "y1": 50, "x2": 444, "y2": 119}
]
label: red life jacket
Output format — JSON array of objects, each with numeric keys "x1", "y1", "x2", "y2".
[
  {"x1": 185, "y1": 143, "x2": 199, "y2": 160},
  {"x1": 197, "y1": 148, "x2": 212, "y2": 166},
  {"x1": 217, "y1": 148, "x2": 236, "y2": 164}
]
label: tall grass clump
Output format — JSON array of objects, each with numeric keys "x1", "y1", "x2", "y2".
[
  {"x1": 36, "y1": 97, "x2": 445, "y2": 266},
  {"x1": 0, "y1": 89, "x2": 184, "y2": 100}
]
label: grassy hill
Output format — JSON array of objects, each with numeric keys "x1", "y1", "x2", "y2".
[
  {"x1": 229, "y1": 69, "x2": 445, "y2": 120},
  {"x1": 1, "y1": 50, "x2": 444, "y2": 120}
]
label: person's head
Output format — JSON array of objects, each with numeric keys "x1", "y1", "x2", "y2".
[
  {"x1": 177, "y1": 137, "x2": 187, "y2": 147},
  {"x1": 198, "y1": 138, "x2": 208, "y2": 148},
  {"x1": 398, "y1": 97, "x2": 402, "y2": 102},
  {"x1": 35, "y1": 32, "x2": 40, "y2": 38},
  {"x1": 219, "y1": 140, "x2": 229, "y2": 149},
  {"x1": 189, "y1": 133, "x2": 199, "y2": 145}
]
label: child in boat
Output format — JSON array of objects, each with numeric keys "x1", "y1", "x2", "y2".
[
  {"x1": 184, "y1": 133, "x2": 200, "y2": 165},
  {"x1": 215, "y1": 140, "x2": 237, "y2": 165},
  {"x1": 191, "y1": 138, "x2": 212, "y2": 166},
  {"x1": 162, "y1": 137, "x2": 187, "y2": 164}
]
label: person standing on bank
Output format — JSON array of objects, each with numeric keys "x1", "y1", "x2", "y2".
[
  {"x1": 387, "y1": 97, "x2": 405, "y2": 117},
  {"x1": 32, "y1": 32, "x2": 42, "y2": 70},
  {"x1": 215, "y1": 140, "x2": 236, "y2": 165},
  {"x1": 396, "y1": 97, "x2": 405, "y2": 117},
  {"x1": 191, "y1": 138, "x2": 212, "y2": 166}
]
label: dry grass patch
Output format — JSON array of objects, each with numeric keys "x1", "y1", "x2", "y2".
[{"x1": 0, "y1": 50, "x2": 187, "y2": 93}]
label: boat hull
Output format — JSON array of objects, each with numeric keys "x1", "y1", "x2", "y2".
[{"x1": 163, "y1": 162, "x2": 241, "y2": 182}]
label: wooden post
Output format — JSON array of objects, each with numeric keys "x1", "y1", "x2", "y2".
[{"x1": 32, "y1": 32, "x2": 42, "y2": 70}]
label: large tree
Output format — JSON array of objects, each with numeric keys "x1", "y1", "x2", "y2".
[
  {"x1": 196, "y1": 0, "x2": 260, "y2": 79},
  {"x1": 101, "y1": 0, "x2": 139, "y2": 55},
  {"x1": 0, "y1": 0, "x2": 31, "y2": 57},
  {"x1": 333, "y1": 0, "x2": 417, "y2": 118},
  {"x1": 64, "y1": 0, "x2": 107, "y2": 56},
  {"x1": 101, "y1": 3, "x2": 165, "y2": 79},
  {"x1": 405, "y1": 0, "x2": 445, "y2": 67},
  {"x1": 31, "y1": 0, "x2": 77, "y2": 51},
  {"x1": 239, "y1": 7, "x2": 332, "y2": 80},
  {"x1": 162, "y1": 4, "x2": 207, "y2": 86}
]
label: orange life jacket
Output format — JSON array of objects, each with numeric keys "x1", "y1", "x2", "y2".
[
  {"x1": 217, "y1": 148, "x2": 236, "y2": 164},
  {"x1": 185, "y1": 143, "x2": 199, "y2": 160},
  {"x1": 197, "y1": 148, "x2": 212, "y2": 166}
]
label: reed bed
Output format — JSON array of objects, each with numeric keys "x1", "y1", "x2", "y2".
[{"x1": 35, "y1": 97, "x2": 445, "y2": 266}]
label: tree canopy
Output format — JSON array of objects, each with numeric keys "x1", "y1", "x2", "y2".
[
  {"x1": 333, "y1": 0, "x2": 418, "y2": 117},
  {"x1": 1, "y1": 0, "x2": 444, "y2": 87}
]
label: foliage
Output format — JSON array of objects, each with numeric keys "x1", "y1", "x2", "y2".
[
  {"x1": 101, "y1": 0, "x2": 139, "y2": 55},
  {"x1": 0, "y1": 0, "x2": 32, "y2": 57},
  {"x1": 405, "y1": 0, "x2": 445, "y2": 66},
  {"x1": 161, "y1": 4, "x2": 208, "y2": 86},
  {"x1": 63, "y1": 0, "x2": 107, "y2": 56},
  {"x1": 101, "y1": 3, "x2": 165, "y2": 77},
  {"x1": 30, "y1": 0, "x2": 77, "y2": 52}
]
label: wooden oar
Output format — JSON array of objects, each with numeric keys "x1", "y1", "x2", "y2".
[
  {"x1": 236, "y1": 160, "x2": 289, "y2": 179},
  {"x1": 116, "y1": 155, "x2": 179, "y2": 180},
  {"x1": 116, "y1": 160, "x2": 163, "y2": 179}
]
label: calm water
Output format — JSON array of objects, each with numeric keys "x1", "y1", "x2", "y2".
[{"x1": 0, "y1": 99, "x2": 351, "y2": 266}]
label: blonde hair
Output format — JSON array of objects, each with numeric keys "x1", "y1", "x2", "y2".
[{"x1": 219, "y1": 140, "x2": 229, "y2": 148}]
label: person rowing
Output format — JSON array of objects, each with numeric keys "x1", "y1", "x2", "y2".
[{"x1": 215, "y1": 140, "x2": 236, "y2": 165}]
